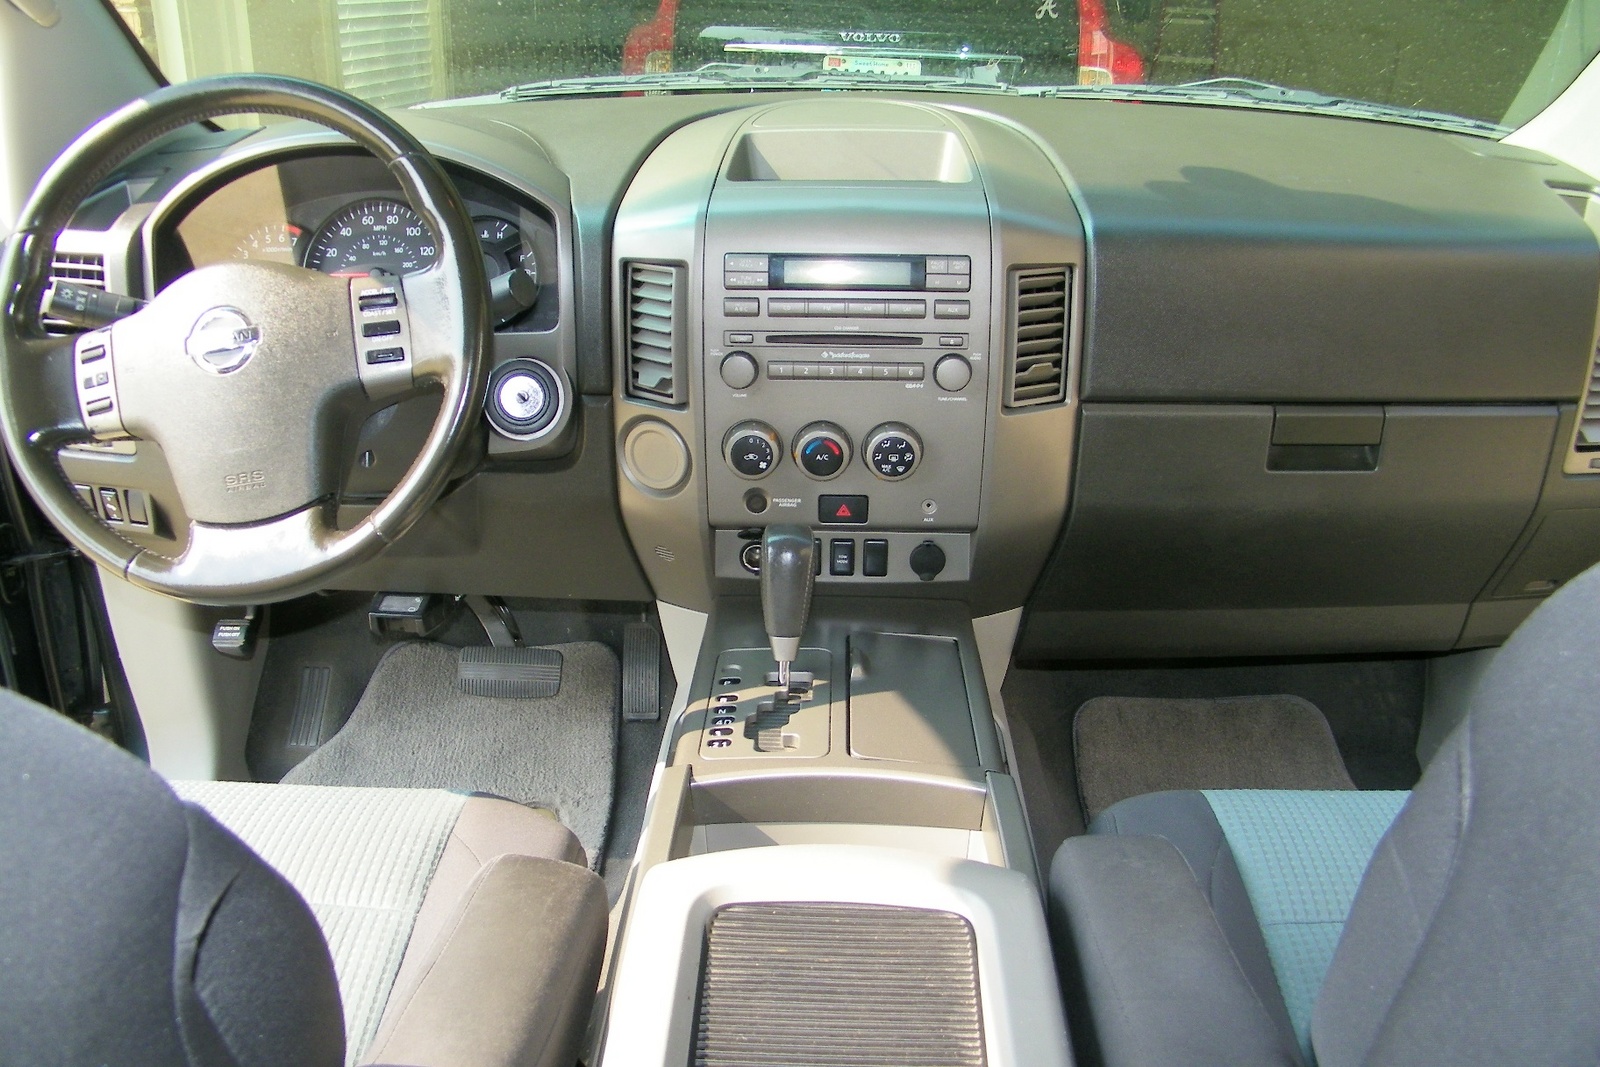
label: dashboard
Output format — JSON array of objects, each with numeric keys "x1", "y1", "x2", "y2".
[{"x1": 48, "y1": 91, "x2": 1600, "y2": 660}]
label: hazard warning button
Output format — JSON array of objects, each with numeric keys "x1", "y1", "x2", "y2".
[{"x1": 818, "y1": 495, "x2": 869, "y2": 524}]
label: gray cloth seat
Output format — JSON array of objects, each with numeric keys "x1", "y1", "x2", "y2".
[
  {"x1": 1048, "y1": 558, "x2": 1600, "y2": 1067},
  {"x1": 0, "y1": 692, "x2": 607, "y2": 1067}
]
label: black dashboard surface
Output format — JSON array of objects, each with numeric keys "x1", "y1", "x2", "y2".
[{"x1": 61, "y1": 91, "x2": 1600, "y2": 654}]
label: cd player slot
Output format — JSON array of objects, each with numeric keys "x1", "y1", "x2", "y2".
[{"x1": 762, "y1": 334, "x2": 923, "y2": 346}]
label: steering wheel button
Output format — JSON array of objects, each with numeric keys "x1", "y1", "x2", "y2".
[
  {"x1": 358, "y1": 291, "x2": 399, "y2": 311},
  {"x1": 86, "y1": 398, "x2": 113, "y2": 417},
  {"x1": 79, "y1": 345, "x2": 105, "y2": 364},
  {"x1": 97, "y1": 488, "x2": 124, "y2": 523},
  {"x1": 365, "y1": 347, "x2": 406, "y2": 365},
  {"x1": 361, "y1": 320, "x2": 402, "y2": 338}
]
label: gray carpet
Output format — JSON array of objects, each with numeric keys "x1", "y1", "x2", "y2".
[
  {"x1": 1073, "y1": 694, "x2": 1356, "y2": 821},
  {"x1": 284, "y1": 640, "x2": 619, "y2": 868}
]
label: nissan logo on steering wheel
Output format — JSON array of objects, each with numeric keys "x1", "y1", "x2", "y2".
[{"x1": 185, "y1": 306, "x2": 261, "y2": 374}]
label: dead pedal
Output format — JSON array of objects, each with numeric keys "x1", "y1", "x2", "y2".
[
  {"x1": 622, "y1": 622, "x2": 662, "y2": 722},
  {"x1": 458, "y1": 646, "x2": 563, "y2": 699}
]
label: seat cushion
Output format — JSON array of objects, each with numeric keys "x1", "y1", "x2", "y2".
[
  {"x1": 1200, "y1": 789, "x2": 1408, "y2": 1061},
  {"x1": 173, "y1": 781, "x2": 468, "y2": 1062},
  {"x1": 177, "y1": 782, "x2": 605, "y2": 1067},
  {"x1": 1055, "y1": 789, "x2": 1407, "y2": 1067}
]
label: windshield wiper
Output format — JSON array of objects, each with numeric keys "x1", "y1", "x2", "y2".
[
  {"x1": 493, "y1": 63, "x2": 1019, "y2": 102},
  {"x1": 1023, "y1": 77, "x2": 1508, "y2": 137}
]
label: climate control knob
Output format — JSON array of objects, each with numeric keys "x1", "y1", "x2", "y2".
[
  {"x1": 793, "y1": 422, "x2": 851, "y2": 480},
  {"x1": 723, "y1": 422, "x2": 781, "y2": 479},
  {"x1": 864, "y1": 423, "x2": 922, "y2": 481}
]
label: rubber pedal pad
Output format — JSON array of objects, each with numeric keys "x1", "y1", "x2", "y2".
[
  {"x1": 457, "y1": 645, "x2": 563, "y2": 699},
  {"x1": 622, "y1": 622, "x2": 662, "y2": 721}
]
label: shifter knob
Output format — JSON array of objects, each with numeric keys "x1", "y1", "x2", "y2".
[{"x1": 760, "y1": 524, "x2": 815, "y2": 687}]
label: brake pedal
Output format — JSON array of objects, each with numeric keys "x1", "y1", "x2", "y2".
[{"x1": 457, "y1": 646, "x2": 563, "y2": 699}]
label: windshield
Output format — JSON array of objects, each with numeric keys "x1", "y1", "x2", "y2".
[{"x1": 111, "y1": 0, "x2": 1597, "y2": 130}]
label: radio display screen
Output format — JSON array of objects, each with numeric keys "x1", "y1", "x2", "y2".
[{"x1": 777, "y1": 256, "x2": 917, "y2": 290}]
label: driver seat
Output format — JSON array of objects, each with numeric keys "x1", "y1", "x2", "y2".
[{"x1": 0, "y1": 691, "x2": 607, "y2": 1067}]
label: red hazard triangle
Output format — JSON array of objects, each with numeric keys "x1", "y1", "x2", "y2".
[{"x1": 835, "y1": 504, "x2": 853, "y2": 518}]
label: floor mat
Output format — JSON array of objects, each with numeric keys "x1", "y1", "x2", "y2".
[
  {"x1": 1073, "y1": 694, "x2": 1355, "y2": 822},
  {"x1": 284, "y1": 640, "x2": 619, "y2": 868}
]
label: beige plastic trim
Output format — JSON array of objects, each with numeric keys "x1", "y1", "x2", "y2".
[
  {"x1": 98, "y1": 566, "x2": 264, "y2": 780},
  {"x1": 597, "y1": 845, "x2": 1073, "y2": 1067}
]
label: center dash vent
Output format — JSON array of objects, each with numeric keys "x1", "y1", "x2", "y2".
[
  {"x1": 43, "y1": 251, "x2": 107, "y2": 334},
  {"x1": 1005, "y1": 267, "x2": 1070, "y2": 408},
  {"x1": 626, "y1": 261, "x2": 685, "y2": 406}
]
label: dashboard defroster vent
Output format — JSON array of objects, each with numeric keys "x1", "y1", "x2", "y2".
[
  {"x1": 626, "y1": 261, "x2": 685, "y2": 406},
  {"x1": 1005, "y1": 267, "x2": 1070, "y2": 408},
  {"x1": 44, "y1": 251, "x2": 107, "y2": 333}
]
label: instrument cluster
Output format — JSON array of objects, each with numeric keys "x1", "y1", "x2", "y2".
[{"x1": 166, "y1": 151, "x2": 555, "y2": 329}]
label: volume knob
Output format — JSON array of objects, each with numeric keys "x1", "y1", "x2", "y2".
[{"x1": 720, "y1": 351, "x2": 759, "y2": 389}]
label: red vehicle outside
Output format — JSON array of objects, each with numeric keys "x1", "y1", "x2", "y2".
[{"x1": 623, "y1": 0, "x2": 1146, "y2": 84}]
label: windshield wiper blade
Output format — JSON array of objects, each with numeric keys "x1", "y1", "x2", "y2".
[
  {"x1": 496, "y1": 63, "x2": 1017, "y2": 101},
  {"x1": 1025, "y1": 77, "x2": 1508, "y2": 136}
]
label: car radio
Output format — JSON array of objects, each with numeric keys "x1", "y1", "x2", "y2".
[{"x1": 702, "y1": 246, "x2": 992, "y2": 584}]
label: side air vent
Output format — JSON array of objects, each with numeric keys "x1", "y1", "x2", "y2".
[
  {"x1": 1576, "y1": 340, "x2": 1600, "y2": 451},
  {"x1": 625, "y1": 261, "x2": 685, "y2": 406},
  {"x1": 44, "y1": 251, "x2": 107, "y2": 333},
  {"x1": 1005, "y1": 267, "x2": 1070, "y2": 408}
]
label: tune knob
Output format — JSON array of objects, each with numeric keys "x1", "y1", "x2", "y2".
[
  {"x1": 864, "y1": 423, "x2": 922, "y2": 481},
  {"x1": 933, "y1": 354, "x2": 972, "y2": 392},
  {"x1": 724, "y1": 421, "x2": 781, "y2": 479},
  {"x1": 793, "y1": 422, "x2": 851, "y2": 480}
]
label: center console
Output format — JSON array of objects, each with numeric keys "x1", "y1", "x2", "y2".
[{"x1": 603, "y1": 97, "x2": 1088, "y2": 1066}]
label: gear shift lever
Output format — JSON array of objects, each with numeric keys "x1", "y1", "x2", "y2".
[{"x1": 760, "y1": 524, "x2": 814, "y2": 689}]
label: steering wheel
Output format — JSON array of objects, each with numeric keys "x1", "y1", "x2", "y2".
[{"x1": 0, "y1": 75, "x2": 487, "y2": 605}]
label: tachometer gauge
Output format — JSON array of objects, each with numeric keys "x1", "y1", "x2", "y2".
[
  {"x1": 233, "y1": 222, "x2": 302, "y2": 263},
  {"x1": 474, "y1": 215, "x2": 538, "y2": 286},
  {"x1": 304, "y1": 198, "x2": 438, "y2": 276}
]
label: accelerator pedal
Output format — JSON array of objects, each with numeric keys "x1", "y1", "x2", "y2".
[
  {"x1": 457, "y1": 645, "x2": 563, "y2": 699},
  {"x1": 622, "y1": 622, "x2": 662, "y2": 722}
]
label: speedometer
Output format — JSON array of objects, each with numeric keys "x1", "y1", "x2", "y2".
[{"x1": 304, "y1": 198, "x2": 438, "y2": 276}]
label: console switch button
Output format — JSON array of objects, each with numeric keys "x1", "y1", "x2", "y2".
[
  {"x1": 830, "y1": 539, "x2": 856, "y2": 576},
  {"x1": 862, "y1": 539, "x2": 889, "y2": 577}
]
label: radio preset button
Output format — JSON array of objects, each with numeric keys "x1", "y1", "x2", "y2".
[
  {"x1": 724, "y1": 298, "x2": 759, "y2": 316},
  {"x1": 934, "y1": 354, "x2": 973, "y2": 392},
  {"x1": 898, "y1": 364, "x2": 926, "y2": 380},
  {"x1": 871, "y1": 365, "x2": 895, "y2": 380},
  {"x1": 933, "y1": 300, "x2": 971, "y2": 319},
  {"x1": 768, "y1": 362, "x2": 794, "y2": 380},
  {"x1": 720, "y1": 352, "x2": 759, "y2": 389}
]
